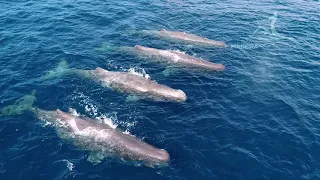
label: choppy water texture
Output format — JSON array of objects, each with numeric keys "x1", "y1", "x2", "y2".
[{"x1": 1, "y1": 0, "x2": 320, "y2": 179}]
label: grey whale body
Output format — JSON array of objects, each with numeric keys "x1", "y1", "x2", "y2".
[
  {"x1": 90, "y1": 67, "x2": 187, "y2": 102},
  {"x1": 0, "y1": 91, "x2": 170, "y2": 166},
  {"x1": 35, "y1": 108, "x2": 170, "y2": 166},
  {"x1": 144, "y1": 29, "x2": 228, "y2": 47},
  {"x1": 134, "y1": 45, "x2": 226, "y2": 71},
  {"x1": 42, "y1": 61, "x2": 187, "y2": 102}
]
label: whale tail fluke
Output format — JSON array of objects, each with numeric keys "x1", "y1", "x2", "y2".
[
  {"x1": 0, "y1": 90, "x2": 37, "y2": 116},
  {"x1": 40, "y1": 60, "x2": 71, "y2": 80}
]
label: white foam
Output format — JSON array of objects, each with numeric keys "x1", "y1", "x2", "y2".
[
  {"x1": 70, "y1": 93, "x2": 119, "y2": 129},
  {"x1": 42, "y1": 121, "x2": 52, "y2": 127},
  {"x1": 84, "y1": 104, "x2": 98, "y2": 116},
  {"x1": 62, "y1": 160, "x2": 74, "y2": 171},
  {"x1": 68, "y1": 92, "x2": 137, "y2": 135},
  {"x1": 68, "y1": 105, "x2": 118, "y2": 130},
  {"x1": 128, "y1": 67, "x2": 150, "y2": 79},
  {"x1": 117, "y1": 120, "x2": 137, "y2": 135},
  {"x1": 172, "y1": 49, "x2": 186, "y2": 54},
  {"x1": 159, "y1": 50, "x2": 181, "y2": 62},
  {"x1": 70, "y1": 92, "x2": 99, "y2": 117},
  {"x1": 122, "y1": 130, "x2": 131, "y2": 135},
  {"x1": 69, "y1": 108, "x2": 80, "y2": 117},
  {"x1": 121, "y1": 121, "x2": 137, "y2": 129},
  {"x1": 96, "y1": 114, "x2": 118, "y2": 129}
]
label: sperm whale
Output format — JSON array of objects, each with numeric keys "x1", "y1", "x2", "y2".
[
  {"x1": 0, "y1": 91, "x2": 170, "y2": 166},
  {"x1": 142, "y1": 29, "x2": 228, "y2": 47},
  {"x1": 134, "y1": 45, "x2": 226, "y2": 71},
  {"x1": 42, "y1": 61, "x2": 187, "y2": 102}
]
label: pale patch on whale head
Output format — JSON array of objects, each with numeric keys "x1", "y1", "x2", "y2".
[
  {"x1": 215, "y1": 64, "x2": 226, "y2": 71},
  {"x1": 175, "y1": 90, "x2": 187, "y2": 102}
]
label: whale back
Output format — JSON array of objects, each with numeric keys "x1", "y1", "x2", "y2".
[
  {"x1": 91, "y1": 67, "x2": 186, "y2": 102},
  {"x1": 134, "y1": 45, "x2": 161, "y2": 55},
  {"x1": 160, "y1": 29, "x2": 203, "y2": 41},
  {"x1": 159, "y1": 29, "x2": 227, "y2": 47},
  {"x1": 56, "y1": 109, "x2": 107, "y2": 132}
]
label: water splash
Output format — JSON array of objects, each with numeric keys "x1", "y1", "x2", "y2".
[
  {"x1": 128, "y1": 67, "x2": 150, "y2": 79},
  {"x1": 62, "y1": 160, "x2": 75, "y2": 171},
  {"x1": 68, "y1": 108, "x2": 80, "y2": 117},
  {"x1": 96, "y1": 114, "x2": 118, "y2": 129}
]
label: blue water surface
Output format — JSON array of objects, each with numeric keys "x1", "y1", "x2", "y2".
[{"x1": 0, "y1": 0, "x2": 320, "y2": 179}]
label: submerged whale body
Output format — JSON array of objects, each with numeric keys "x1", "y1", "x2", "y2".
[
  {"x1": 0, "y1": 90, "x2": 36, "y2": 116},
  {"x1": 134, "y1": 45, "x2": 226, "y2": 71},
  {"x1": 42, "y1": 61, "x2": 187, "y2": 102}
]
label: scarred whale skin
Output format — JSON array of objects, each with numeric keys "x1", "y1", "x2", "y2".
[
  {"x1": 152, "y1": 29, "x2": 228, "y2": 47},
  {"x1": 87, "y1": 67, "x2": 187, "y2": 102},
  {"x1": 134, "y1": 45, "x2": 226, "y2": 71}
]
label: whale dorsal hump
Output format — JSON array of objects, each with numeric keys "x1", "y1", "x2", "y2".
[
  {"x1": 134, "y1": 45, "x2": 144, "y2": 50},
  {"x1": 56, "y1": 109, "x2": 63, "y2": 114},
  {"x1": 95, "y1": 67, "x2": 108, "y2": 73}
]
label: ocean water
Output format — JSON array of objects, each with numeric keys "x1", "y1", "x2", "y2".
[{"x1": 0, "y1": 0, "x2": 319, "y2": 179}]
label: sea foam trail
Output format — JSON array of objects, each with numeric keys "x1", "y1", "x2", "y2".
[{"x1": 69, "y1": 92, "x2": 137, "y2": 132}]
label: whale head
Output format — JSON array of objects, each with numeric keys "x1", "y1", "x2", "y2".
[
  {"x1": 214, "y1": 64, "x2": 226, "y2": 71},
  {"x1": 154, "y1": 149, "x2": 170, "y2": 163},
  {"x1": 157, "y1": 89, "x2": 187, "y2": 102},
  {"x1": 173, "y1": 89, "x2": 187, "y2": 102},
  {"x1": 208, "y1": 41, "x2": 228, "y2": 47}
]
